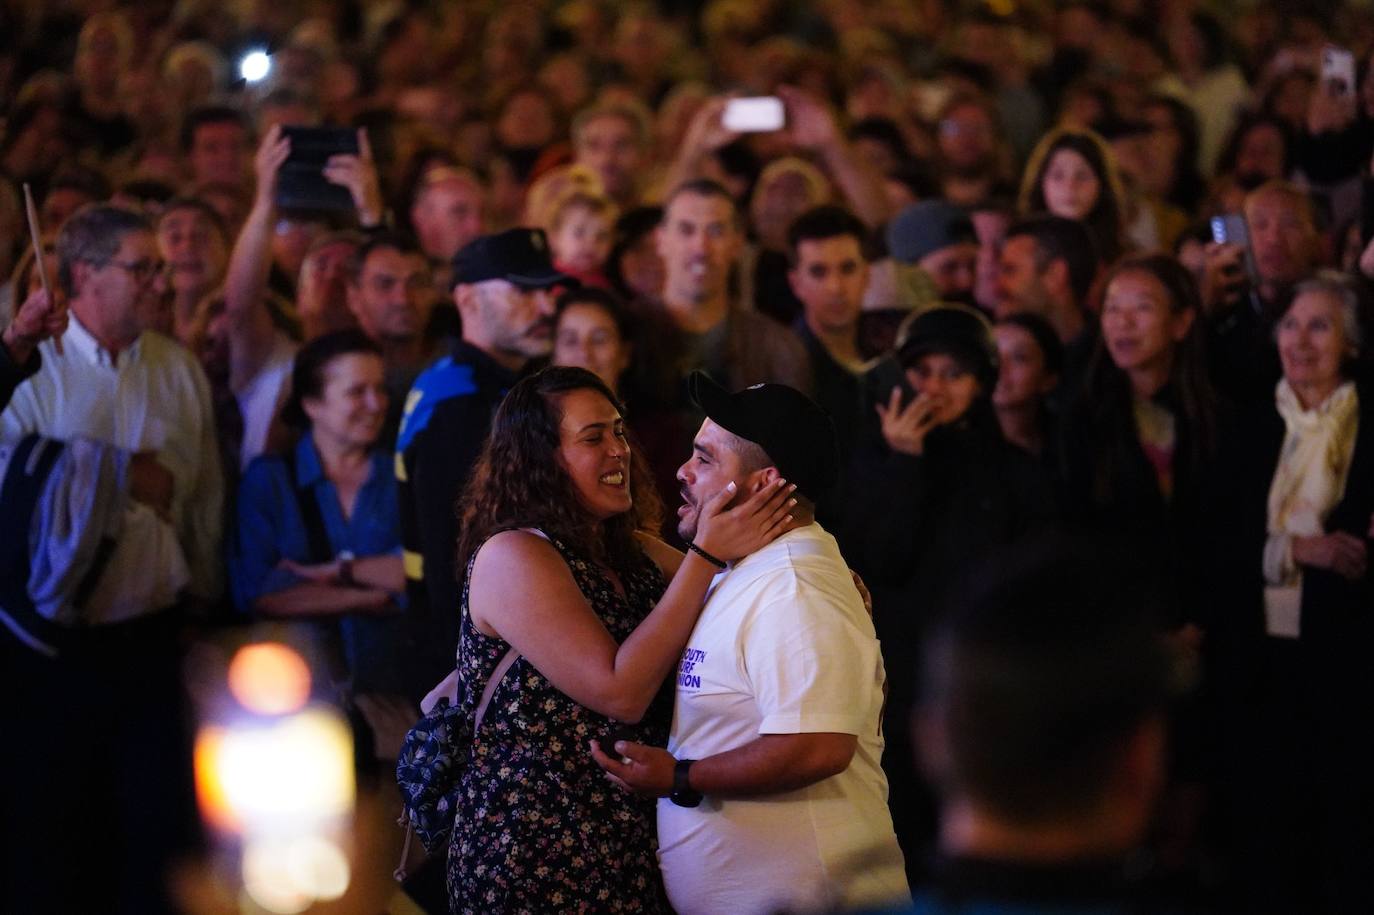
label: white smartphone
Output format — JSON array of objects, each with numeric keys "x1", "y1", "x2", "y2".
[
  {"x1": 1321, "y1": 46, "x2": 1356, "y2": 99},
  {"x1": 722, "y1": 97, "x2": 785, "y2": 133}
]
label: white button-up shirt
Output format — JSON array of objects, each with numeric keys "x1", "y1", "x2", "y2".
[{"x1": 1, "y1": 314, "x2": 224, "y2": 621}]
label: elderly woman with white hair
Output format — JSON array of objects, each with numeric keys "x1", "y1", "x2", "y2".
[{"x1": 1213, "y1": 270, "x2": 1374, "y2": 912}]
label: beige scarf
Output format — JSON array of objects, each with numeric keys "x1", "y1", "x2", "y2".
[{"x1": 1263, "y1": 380, "x2": 1359, "y2": 637}]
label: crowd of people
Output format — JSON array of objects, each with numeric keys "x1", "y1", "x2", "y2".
[{"x1": 3, "y1": 1, "x2": 1374, "y2": 913}]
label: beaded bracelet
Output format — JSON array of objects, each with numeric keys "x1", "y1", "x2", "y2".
[{"x1": 687, "y1": 541, "x2": 727, "y2": 569}]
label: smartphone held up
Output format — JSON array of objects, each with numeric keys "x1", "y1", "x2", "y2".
[
  {"x1": 1210, "y1": 212, "x2": 1261, "y2": 289},
  {"x1": 1320, "y1": 46, "x2": 1356, "y2": 99},
  {"x1": 722, "y1": 97, "x2": 786, "y2": 133},
  {"x1": 276, "y1": 126, "x2": 360, "y2": 212}
]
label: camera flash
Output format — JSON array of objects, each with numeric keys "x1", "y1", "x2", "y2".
[{"x1": 240, "y1": 50, "x2": 272, "y2": 83}]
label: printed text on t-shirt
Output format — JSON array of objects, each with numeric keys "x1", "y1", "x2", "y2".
[{"x1": 678, "y1": 648, "x2": 706, "y2": 690}]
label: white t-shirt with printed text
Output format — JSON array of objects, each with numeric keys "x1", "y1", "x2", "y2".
[{"x1": 658, "y1": 523, "x2": 909, "y2": 915}]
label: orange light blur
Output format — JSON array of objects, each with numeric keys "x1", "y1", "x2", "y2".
[
  {"x1": 194, "y1": 726, "x2": 239, "y2": 833},
  {"x1": 227, "y1": 643, "x2": 312, "y2": 716}
]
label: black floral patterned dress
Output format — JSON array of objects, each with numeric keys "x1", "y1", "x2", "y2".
[{"x1": 448, "y1": 534, "x2": 674, "y2": 914}]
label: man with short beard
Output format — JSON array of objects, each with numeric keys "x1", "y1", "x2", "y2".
[
  {"x1": 629, "y1": 179, "x2": 810, "y2": 517},
  {"x1": 396, "y1": 228, "x2": 570, "y2": 698},
  {"x1": 591, "y1": 373, "x2": 909, "y2": 915},
  {"x1": 994, "y1": 215, "x2": 1101, "y2": 405},
  {"x1": 935, "y1": 95, "x2": 1007, "y2": 206}
]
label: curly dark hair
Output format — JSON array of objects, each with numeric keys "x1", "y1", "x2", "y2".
[{"x1": 456, "y1": 366, "x2": 663, "y2": 575}]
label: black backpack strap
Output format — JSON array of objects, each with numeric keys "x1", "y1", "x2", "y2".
[
  {"x1": 0, "y1": 435, "x2": 70, "y2": 656},
  {"x1": 280, "y1": 446, "x2": 352, "y2": 693},
  {"x1": 283, "y1": 447, "x2": 334, "y2": 563}
]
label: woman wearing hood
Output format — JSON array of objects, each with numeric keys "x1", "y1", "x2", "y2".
[{"x1": 843, "y1": 304, "x2": 1057, "y2": 878}]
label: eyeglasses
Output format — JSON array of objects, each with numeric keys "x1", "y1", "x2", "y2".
[{"x1": 107, "y1": 258, "x2": 166, "y2": 283}]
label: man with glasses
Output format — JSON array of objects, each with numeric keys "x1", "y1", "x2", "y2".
[
  {"x1": 0, "y1": 203, "x2": 223, "y2": 914},
  {"x1": 934, "y1": 95, "x2": 1007, "y2": 206}
]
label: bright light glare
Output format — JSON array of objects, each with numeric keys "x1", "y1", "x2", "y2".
[
  {"x1": 195, "y1": 708, "x2": 354, "y2": 835},
  {"x1": 285, "y1": 835, "x2": 350, "y2": 900},
  {"x1": 243, "y1": 841, "x2": 312, "y2": 913},
  {"x1": 240, "y1": 51, "x2": 272, "y2": 83},
  {"x1": 241, "y1": 835, "x2": 351, "y2": 911}
]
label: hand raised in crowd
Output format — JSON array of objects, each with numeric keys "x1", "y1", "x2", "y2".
[
  {"x1": 589, "y1": 737, "x2": 675, "y2": 796},
  {"x1": 682, "y1": 96, "x2": 743, "y2": 157},
  {"x1": 777, "y1": 84, "x2": 839, "y2": 151},
  {"x1": 691, "y1": 478, "x2": 797, "y2": 563},
  {"x1": 1293, "y1": 531, "x2": 1368, "y2": 581},
  {"x1": 2, "y1": 288, "x2": 68, "y2": 363},
  {"x1": 1306, "y1": 78, "x2": 1359, "y2": 135},
  {"x1": 876, "y1": 386, "x2": 939, "y2": 457},
  {"x1": 323, "y1": 128, "x2": 384, "y2": 227},
  {"x1": 1198, "y1": 242, "x2": 1248, "y2": 316},
  {"x1": 252, "y1": 123, "x2": 292, "y2": 206},
  {"x1": 129, "y1": 451, "x2": 175, "y2": 522}
]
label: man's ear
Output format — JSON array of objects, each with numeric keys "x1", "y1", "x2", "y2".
[
  {"x1": 751, "y1": 465, "x2": 782, "y2": 494},
  {"x1": 69, "y1": 261, "x2": 93, "y2": 299},
  {"x1": 452, "y1": 283, "x2": 473, "y2": 318}
]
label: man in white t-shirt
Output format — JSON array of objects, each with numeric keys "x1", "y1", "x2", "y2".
[{"x1": 592, "y1": 371, "x2": 909, "y2": 915}]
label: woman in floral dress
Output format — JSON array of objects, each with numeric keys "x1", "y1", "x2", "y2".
[{"x1": 448, "y1": 367, "x2": 794, "y2": 913}]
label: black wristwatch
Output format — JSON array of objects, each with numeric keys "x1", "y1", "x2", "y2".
[{"x1": 670, "y1": 757, "x2": 702, "y2": 808}]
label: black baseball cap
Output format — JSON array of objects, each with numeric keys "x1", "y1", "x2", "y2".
[
  {"x1": 896, "y1": 305, "x2": 999, "y2": 386},
  {"x1": 450, "y1": 227, "x2": 577, "y2": 290},
  {"x1": 688, "y1": 371, "x2": 839, "y2": 499}
]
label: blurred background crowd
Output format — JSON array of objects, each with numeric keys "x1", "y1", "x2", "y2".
[{"x1": 3, "y1": 0, "x2": 1374, "y2": 912}]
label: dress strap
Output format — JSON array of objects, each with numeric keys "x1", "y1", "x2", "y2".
[{"x1": 475, "y1": 646, "x2": 520, "y2": 732}]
